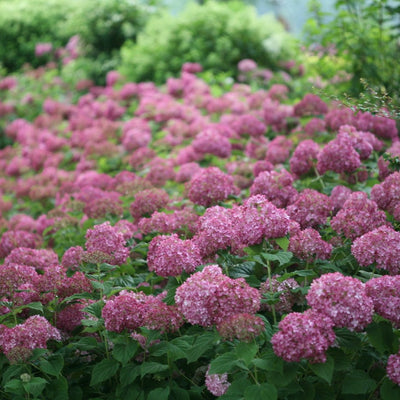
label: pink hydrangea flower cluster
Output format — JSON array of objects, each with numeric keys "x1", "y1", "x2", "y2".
[
  {"x1": 231, "y1": 195, "x2": 291, "y2": 248},
  {"x1": 230, "y1": 114, "x2": 266, "y2": 137},
  {"x1": 387, "y1": 352, "x2": 400, "y2": 386},
  {"x1": 250, "y1": 169, "x2": 298, "y2": 208},
  {"x1": 102, "y1": 290, "x2": 183, "y2": 333},
  {"x1": 293, "y1": 94, "x2": 328, "y2": 117},
  {"x1": 304, "y1": 118, "x2": 326, "y2": 136},
  {"x1": 330, "y1": 185, "x2": 352, "y2": 214},
  {"x1": 289, "y1": 139, "x2": 320, "y2": 176},
  {"x1": 217, "y1": 313, "x2": 265, "y2": 342},
  {"x1": 377, "y1": 142, "x2": 400, "y2": 180},
  {"x1": 0, "y1": 230, "x2": 42, "y2": 258},
  {"x1": 365, "y1": 275, "x2": 400, "y2": 327},
  {"x1": 271, "y1": 309, "x2": 336, "y2": 363},
  {"x1": 147, "y1": 234, "x2": 203, "y2": 277},
  {"x1": 85, "y1": 221, "x2": 129, "y2": 265},
  {"x1": 265, "y1": 135, "x2": 293, "y2": 165},
  {"x1": 192, "y1": 128, "x2": 232, "y2": 158},
  {"x1": 306, "y1": 272, "x2": 374, "y2": 331},
  {"x1": 289, "y1": 228, "x2": 332, "y2": 261},
  {"x1": 0, "y1": 263, "x2": 38, "y2": 298},
  {"x1": 5, "y1": 247, "x2": 58, "y2": 269},
  {"x1": 371, "y1": 172, "x2": 400, "y2": 220},
  {"x1": 286, "y1": 189, "x2": 333, "y2": 229},
  {"x1": 193, "y1": 205, "x2": 234, "y2": 256},
  {"x1": 56, "y1": 300, "x2": 93, "y2": 333},
  {"x1": 205, "y1": 366, "x2": 231, "y2": 396},
  {"x1": 317, "y1": 132, "x2": 361, "y2": 175},
  {"x1": 61, "y1": 245, "x2": 84, "y2": 270},
  {"x1": 186, "y1": 167, "x2": 236, "y2": 207},
  {"x1": 352, "y1": 226, "x2": 400, "y2": 275},
  {"x1": 174, "y1": 265, "x2": 260, "y2": 327},
  {"x1": 0, "y1": 315, "x2": 61, "y2": 363},
  {"x1": 260, "y1": 276, "x2": 300, "y2": 314},
  {"x1": 129, "y1": 188, "x2": 170, "y2": 220},
  {"x1": 330, "y1": 192, "x2": 387, "y2": 240}
]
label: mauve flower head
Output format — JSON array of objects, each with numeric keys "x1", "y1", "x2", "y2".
[
  {"x1": 330, "y1": 192, "x2": 387, "y2": 240},
  {"x1": 231, "y1": 114, "x2": 266, "y2": 137},
  {"x1": 306, "y1": 272, "x2": 374, "y2": 331},
  {"x1": 250, "y1": 169, "x2": 298, "y2": 209},
  {"x1": 365, "y1": 275, "x2": 400, "y2": 327},
  {"x1": 378, "y1": 142, "x2": 400, "y2": 180},
  {"x1": 294, "y1": 93, "x2": 328, "y2": 117},
  {"x1": 290, "y1": 139, "x2": 320, "y2": 176},
  {"x1": 0, "y1": 315, "x2": 61, "y2": 363},
  {"x1": 304, "y1": 118, "x2": 326, "y2": 136},
  {"x1": 355, "y1": 111, "x2": 398, "y2": 141},
  {"x1": 102, "y1": 291, "x2": 148, "y2": 332},
  {"x1": 289, "y1": 228, "x2": 332, "y2": 261},
  {"x1": 147, "y1": 234, "x2": 203, "y2": 277},
  {"x1": 106, "y1": 70, "x2": 120, "y2": 87},
  {"x1": 129, "y1": 188, "x2": 170, "y2": 221},
  {"x1": 351, "y1": 225, "x2": 400, "y2": 275},
  {"x1": 387, "y1": 352, "x2": 400, "y2": 386},
  {"x1": 122, "y1": 128, "x2": 151, "y2": 152},
  {"x1": 186, "y1": 167, "x2": 236, "y2": 207},
  {"x1": 371, "y1": 172, "x2": 400, "y2": 218},
  {"x1": 330, "y1": 185, "x2": 352, "y2": 214},
  {"x1": 232, "y1": 195, "x2": 290, "y2": 248},
  {"x1": 265, "y1": 135, "x2": 293, "y2": 165},
  {"x1": 271, "y1": 309, "x2": 335, "y2": 363},
  {"x1": 263, "y1": 98, "x2": 293, "y2": 133},
  {"x1": 286, "y1": 189, "x2": 333, "y2": 229},
  {"x1": 35, "y1": 42, "x2": 53, "y2": 57},
  {"x1": 56, "y1": 300, "x2": 93, "y2": 333},
  {"x1": 238, "y1": 58, "x2": 258, "y2": 72},
  {"x1": 325, "y1": 107, "x2": 355, "y2": 131},
  {"x1": 175, "y1": 265, "x2": 260, "y2": 327},
  {"x1": 260, "y1": 276, "x2": 301, "y2": 314},
  {"x1": 317, "y1": 133, "x2": 361, "y2": 175},
  {"x1": 217, "y1": 313, "x2": 265, "y2": 342},
  {"x1": 253, "y1": 160, "x2": 274, "y2": 177},
  {"x1": 61, "y1": 246, "x2": 84, "y2": 270},
  {"x1": 175, "y1": 162, "x2": 202, "y2": 183},
  {"x1": 5, "y1": 247, "x2": 58, "y2": 270},
  {"x1": 85, "y1": 221, "x2": 129, "y2": 265},
  {"x1": 0, "y1": 230, "x2": 42, "y2": 258},
  {"x1": 205, "y1": 366, "x2": 230, "y2": 397},
  {"x1": 0, "y1": 263, "x2": 39, "y2": 298},
  {"x1": 181, "y1": 62, "x2": 203, "y2": 74}
]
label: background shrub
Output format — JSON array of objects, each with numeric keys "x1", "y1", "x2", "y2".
[{"x1": 119, "y1": 0, "x2": 298, "y2": 83}]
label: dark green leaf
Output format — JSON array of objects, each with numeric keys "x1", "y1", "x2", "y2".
[
  {"x1": 381, "y1": 378, "x2": 400, "y2": 400},
  {"x1": 147, "y1": 387, "x2": 170, "y2": 400},
  {"x1": 229, "y1": 262, "x2": 256, "y2": 278},
  {"x1": 209, "y1": 352, "x2": 239, "y2": 374},
  {"x1": 309, "y1": 355, "x2": 334, "y2": 384},
  {"x1": 120, "y1": 364, "x2": 140, "y2": 386},
  {"x1": 24, "y1": 302, "x2": 44, "y2": 313},
  {"x1": 186, "y1": 332, "x2": 217, "y2": 363},
  {"x1": 23, "y1": 377, "x2": 48, "y2": 397},
  {"x1": 244, "y1": 383, "x2": 278, "y2": 400},
  {"x1": 219, "y1": 377, "x2": 252, "y2": 400},
  {"x1": 39, "y1": 354, "x2": 64, "y2": 376},
  {"x1": 90, "y1": 359, "x2": 120, "y2": 386},
  {"x1": 262, "y1": 251, "x2": 293, "y2": 266},
  {"x1": 341, "y1": 370, "x2": 376, "y2": 394},
  {"x1": 275, "y1": 237, "x2": 289, "y2": 251},
  {"x1": 4, "y1": 379, "x2": 24, "y2": 395},
  {"x1": 367, "y1": 321, "x2": 398, "y2": 354},
  {"x1": 113, "y1": 342, "x2": 138, "y2": 365},
  {"x1": 45, "y1": 376, "x2": 68, "y2": 400},
  {"x1": 140, "y1": 362, "x2": 169, "y2": 378},
  {"x1": 235, "y1": 342, "x2": 258, "y2": 366}
]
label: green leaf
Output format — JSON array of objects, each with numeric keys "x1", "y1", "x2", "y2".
[
  {"x1": 235, "y1": 342, "x2": 258, "y2": 366},
  {"x1": 39, "y1": 354, "x2": 64, "y2": 376},
  {"x1": 171, "y1": 384, "x2": 190, "y2": 400},
  {"x1": 23, "y1": 377, "x2": 48, "y2": 397},
  {"x1": 381, "y1": 378, "x2": 400, "y2": 400},
  {"x1": 367, "y1": 321, "x2": 398, "y2": 354},
  {"x1": 309, "y1": 355, "x2": 334, "y2": 384},
  {"x1": 120, "y1": 364, "x2": 140, "y2": 386},
  {"x1": 147, "y1": 387, "x2": 170, "y2": 400},
  {"x1": 45, "y1": 376, "x2": 69, "y2": 400},
  {"x1": 113, "y1": 342, "x2": 138, "y2": 365},
  {"x1": 262, "y1": 251, "x2": 293, "y2": 266},
  {"x1": 275, "y1": 237, "x2": 289, "y2": 251},
  {"x1": 186, "y1": 332, "x2": 217, "y2": 363},
  {"x1": 219, "y1": 377, "x2": 252, "y2": 400},
  {"x1": 140, "y1": 362, "x2": 169, "y2": 378},
  {"x1": 90, "y1": 359, "x2": 120, "y2": 386},
  {"x1": 209, "y1": 352, "x2": 239, "y2": 374},
  {"x1": 4, "y1": 379, "x2": 24, "y2": 395},
  {"x1": 229, "y1": 262, "x2": 256, "y2": 278},
  {"x1": 83, "y1": 301, "x2": 104, "y2": 318},
  {"x1": 341, "y1": 370, "x2": 377, "y2": 394},
  {"x1": 24, "y1": 301, "x2": 44, "y2": 313},
  {"x1": 244, "y1": 383, "x2": 278, "y2": 400}
]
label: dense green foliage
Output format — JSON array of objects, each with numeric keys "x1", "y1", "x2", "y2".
[
  {"x1": 0, "y1": 0, "x2": 158, "y2": 76},
  {"x1": 119, "y1": 0, "x2": 298, "y2": 83},
  {"x1": 305, "y1": 0, "x2": 400, "y2": 104}
]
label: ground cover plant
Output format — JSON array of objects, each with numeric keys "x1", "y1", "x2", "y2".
[{"x1": 1, "y1": 38, "x2": 400, "y2": 400}]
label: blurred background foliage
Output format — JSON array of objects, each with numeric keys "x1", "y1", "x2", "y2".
[{"x1": 0, "y1": 0, "x2": 399, "y2": 111}]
